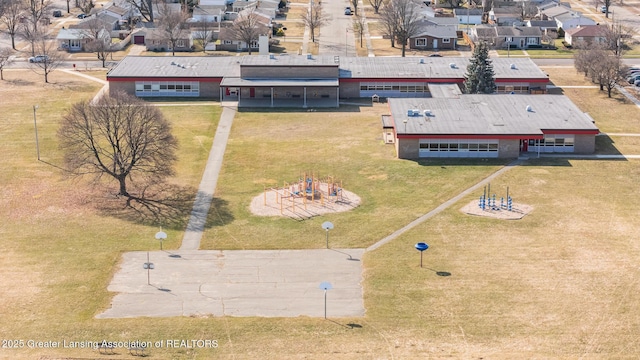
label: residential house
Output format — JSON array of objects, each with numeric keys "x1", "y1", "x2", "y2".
[
  {"x1": 540, "y1": 4, "x2": 572, "y2": 20},
  {"x1": 453, "y1": 8, "x2": 482, "y2": 25},
  {"x1": 564, "y1": 25, "x2": 606, "y2": 47},
  {"x1": 526, "y1": 19, "x2": 557, "y2": 32},
  {"x1": 471, "y1": 25, "x2": 499, "y2": 46},
  {"x1": 554, "y1": 13, "x2": 596, "y2": 31},
  {"x1": 214, "y1": 9, "x2": 272, "y2": 52},
  {"x1": 409, "y1": 24, "x2": 457, "y2": 50},
  {"x1": 70, "y1": 12, "x2": 119, "y2": 31},
  {"x1": 496, "y1": 26, "x2": 542, "y2": 49},
  {"x1": 142, "y1": 27, "x2": 193, "y2": 52},
  {"x1": 57, "y1": 28, "x2": 110, "y2": 51},
  {"x1": 488, "y1": 6, "x2": 522, "y2": 26},
  {"x1": 102, "y1": 4, "x2": 135, "y2": 23},
  {"x1": 191, "y1": 5, "x2": 225, "y2": 22}
]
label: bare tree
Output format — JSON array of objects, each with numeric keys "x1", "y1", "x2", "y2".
[
  {"x1": 521, "y1": 1, "x2": 538, "y2": 18},
  {"x1": 229, "y1": 8, "x2": 262, "y2": 54},
  {"x1": 193, "y1": 19, "x2": 215, "y2": 52},
  {"x1": 442, "y1": 0, "x2": 463, "y2": 8},
  {"x1": 157, "y1": 3, "x2": 188, "y2": 56},
  {"x1": 0, "y1": 0, "x2": 23, "y2": 50},
  {"x1": 368, "y1": 0, "x2": 383, "y2": 14},
  {"x1": 125, "y1": 0, "x2": 155, "y2": 22},
  {"x1": 600, "y1": 22, "x2": 634, "y2": 57},
  {"x1": 390, "y1": 0, "x2": 422, "y2": 57},
  {"x1": 594, "y1": 54, "x2": 622, "y2": 97},
  {"x1": 573, "y1": 43, "x2": 622, "y2": 98},
  {"x1": 82, "y1": 17, "x2": 112, "y2": 67},
  {"x1": 300, "y1": 3, "x2": 329, "y2": 43},
  {"x1": 350, "y1": 0, "x2": 358, "y2": 16},
  {"x1": 0, "y1": 47, "x2": 14, "y2": 80},
  {"x1": 29, "y1": 38, "x2": 63, "y2": 83},
  {"x1": 26, "y1": 0, "x2": 52, "y2": 33},
  {"x1": 58, "y1": 92, "x2": 178, "y2": 199},
  {"x1": 354, "y1": 14, "x2": 365, "y2": 48},
  {"x1": 21, "y1": 20, "x2": 45, "y2": 56},
  {"x1": 380, "y1": 0, "x2": 399, "y2": 48}
]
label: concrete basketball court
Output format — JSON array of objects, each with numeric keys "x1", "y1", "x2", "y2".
[{"x1": 97, "y1": 249, "x2": 365, "y2": 318}]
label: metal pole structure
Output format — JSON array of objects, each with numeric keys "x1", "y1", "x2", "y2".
[
  {"x1": 324, "y1": 289, "x2": 327, "y2": 319},
  {"x1": 325, "y1": 229, "x2": 329, "y2": 249},
  {"x1": 146, "y1": 251, "x2": 150, "y2": 285},
  {"x1": 420, "y1": 251, "x2": 423, "y2": 268},
  {"x1": 33, "y1": 105, "x2": 40, "y2": 160},
  {"x1": 345, "y1": 29, "x2": 348, "y2": 57}
]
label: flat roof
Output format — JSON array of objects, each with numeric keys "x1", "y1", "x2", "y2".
[
  {"x1": 220, "y1": 78, "x2": 339, "y2": 87},
  {"x1": 389, "y1": 95, "x2": 599, "y2": 136},
  {"x1": 107, "y1": 56, "x2": 549, "y2": 82},
  {"x1": 107, "y1": 56, "x2": 241, "y2": 78}
]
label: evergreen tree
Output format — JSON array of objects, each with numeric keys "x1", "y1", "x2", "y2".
[{"x1": 464, "y1": 41, "x2": 496, "y2": 94}]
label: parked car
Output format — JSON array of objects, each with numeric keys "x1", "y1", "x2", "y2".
[
  {"x1": 635, "y1": 79, "x2": 640, "y2": 87},
  {"x1": 627, "y1": 74, "x2": 640, "y2": 84},
  {"x1": 344, "y1": 7, "x2": 352, "y2": 15},
  {"x1": 600, "y1": 5, "x2": 607, "y2": 13},
  {"x1": 428, "y1": 53, "x2": 442, "y2": 57},
  {"x1": 52, "y1": 10, "x2": 62, "y2": 17},
  {"x1": 77, "y1": 13, "x2": 87, "y2": 19},
  {"x1": 28, "y1": 55, "x2": 49, "y2": 63}
]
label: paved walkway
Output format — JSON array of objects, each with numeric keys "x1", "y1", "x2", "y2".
[
  {"x1": 180, "y1": 104, "x2": 237, "y2": 250},
  {"x1": 60, "y1": 69, "x2": 109, "y2": 103}
]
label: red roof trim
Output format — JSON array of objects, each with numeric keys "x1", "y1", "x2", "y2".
[
  {"x1": 495, "y1": 78, "x2": 549, "y2": 83},
  {"x1": 397, "y1": 134, "x2": 544, "y2": 140},
  {"x1": 340, "y1": 78, "x2": 464, "y2": 83},
  {"x1": 107, "y1": 77, "x2": 222, "y2": 82},
  {"x1": 542, "y1": 129, "x2": 600, "y2": 135}
]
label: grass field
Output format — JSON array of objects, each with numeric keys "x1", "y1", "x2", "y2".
[{"x1": 2, "y1": 65, "x2": 640, "y2": 359}]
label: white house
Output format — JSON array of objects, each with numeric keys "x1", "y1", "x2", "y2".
[
  {"x1": 57, "y1": 28, "x2": 110, "y2": 51},
  {"x1": 555, "y1": 13, "x2": 596, "y2": 31},
  {"x1": 191, "y1": 5, "x2": 225, "y2": 22}
]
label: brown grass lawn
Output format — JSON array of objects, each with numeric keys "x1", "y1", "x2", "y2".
[{"x1": 3, "y1": 61, "x2": 640, "y2": 359}]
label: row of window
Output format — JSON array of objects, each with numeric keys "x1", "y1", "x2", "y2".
[
  {"x1": 415, "y1": 38, "x2": 451, "y2": 46},
  {"x1": 135, "y1": 81, "x2": 200, "y2": 96},
  {"x1": 531, "y1": 137, "x2": 575, "y2": 146},
  {"x1": 419, "y1": 140, "x2": 499, "y2": 152},
  {"x1": 496, "y1": 85, "x2": 529, "y2": 93},
  {"x1": 360, "y1": 84, "x2": 430, "y2": 93}
]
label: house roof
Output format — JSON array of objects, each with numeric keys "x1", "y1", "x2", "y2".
[
  {"x1": 104, "y1": 5, "x2": 129, "y2": 16},
  {"x1": 389, "y1": 95, "x2": 598, "y2": 136},
  {"x1": 542, "y1": 5, "x2": 573, "y2": 18},
  {"x1": 106, "y1": 55, "x2": 550, "y2": 83},
  {"x1": 70, "y1": 13, "x2": 119, "y2": 29},
  {"x1": 57, "y1": 28, "x2": 89, "y2": 40},
  {"x1": 193, "y1": 5, "x2": 226, "y2": 16},
  {"x1": 496, "y1": 26, "x2": 542, "y2": 37},
  {"x1": 565, "y1": 25, "x2": 605, "y2": 37},
  {"x1": 220, "y1": 78, "x2": 339, "y2": 87},
  {"x1": 555, "y1": 13, "x2": 596, "y2": 25},
  {"x1": 414, "y1": 24, "x2": 457, "y2": 38},
  {"x1": 527, "y1": 20, "x2": 557, "y2": 28},
  {"x1": 474, "y1": 25, "x2": 498, "y2": 38},
  {"x1": 453, "y1": 8, "x2": 483, "y2": 16},
  {"x1": 422, "y1": 17, "x2": 459, "y2": 26},
  {"x1": 491, "y1": 7, "x2": 521, "y2": 16}
]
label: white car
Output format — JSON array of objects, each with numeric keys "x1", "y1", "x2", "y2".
[{"x1": 28, "y1": 55, "x2": 49, "y2": 63}]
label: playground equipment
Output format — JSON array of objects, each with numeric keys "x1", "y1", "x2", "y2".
[
  {"x1": 262, "y1": 172, "x2": 346, "y2": 216},
  {"x1": 478, "y1": 183, "x2": 514, "y2": 212}
]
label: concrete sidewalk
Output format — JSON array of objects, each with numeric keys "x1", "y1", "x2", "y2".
[{"x1": 180, "y1": 104, "x2": 237, "y2": 250}]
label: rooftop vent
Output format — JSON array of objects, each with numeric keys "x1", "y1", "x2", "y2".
[
  {"x1": 424, "y1": 109, "x2": 432, "y2": 116},
  {"x1": 526, "y1": 105, "x2": 533, "y2": 112},
  {"x1": 449, "y1": 62, "x2": 457, "y2": 69},
  {"x1": 269, "y1": 53, "x2": 275, "y2": 59},
  {"x1": 510, "y1": 63, "x2": 517, "y2": 69},
  {"x1": 419, "y1": 58, "x2": 425, "y2": 64},
  {"x1": 407, "y1": 109, "x2": 414, "y2": 116},
  {"x1": 307, "y1": 53, "x2": 312, "y2": 60}
]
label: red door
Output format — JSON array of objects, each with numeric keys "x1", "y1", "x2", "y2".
[
  {"x1": 134, "y1": 36, "x2": 144, "y2": 45},
  {"x1": 250, "y1": 88, "x2": 255, "y2": 98},
  {"x1": 521, "y1": 139, "x2": 528, "y2": 152}
]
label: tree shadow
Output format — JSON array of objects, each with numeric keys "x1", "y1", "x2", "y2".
[{"x1": 96, "y1": 182, "x2": 234, "y2": 231}]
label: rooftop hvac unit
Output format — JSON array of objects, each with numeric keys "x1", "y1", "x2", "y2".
[
  {"x1": 449, "y1": 63, "x2": 456, "y2": 68},
  {"x1": 307, "y1": 53, "x2": 312, "y2": 59},
  {"x1": 526, "y1": 105, "x2": 532, "y2": 112},
  {"x1": 407, "y1": 109, "x2": 414, "y2": 116},
  {"x1": 424, "y1": 109, "x2": 432, "y2": 116},
  {"x1": 510, "y1": 63, "x2": 517, "y2": 69},
  {"x1": 412, "y1": 109, "x2": 420, "y2": 115},
  {"x1": 419, "y1": 58, "x2": 425, "y2": 64}
]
